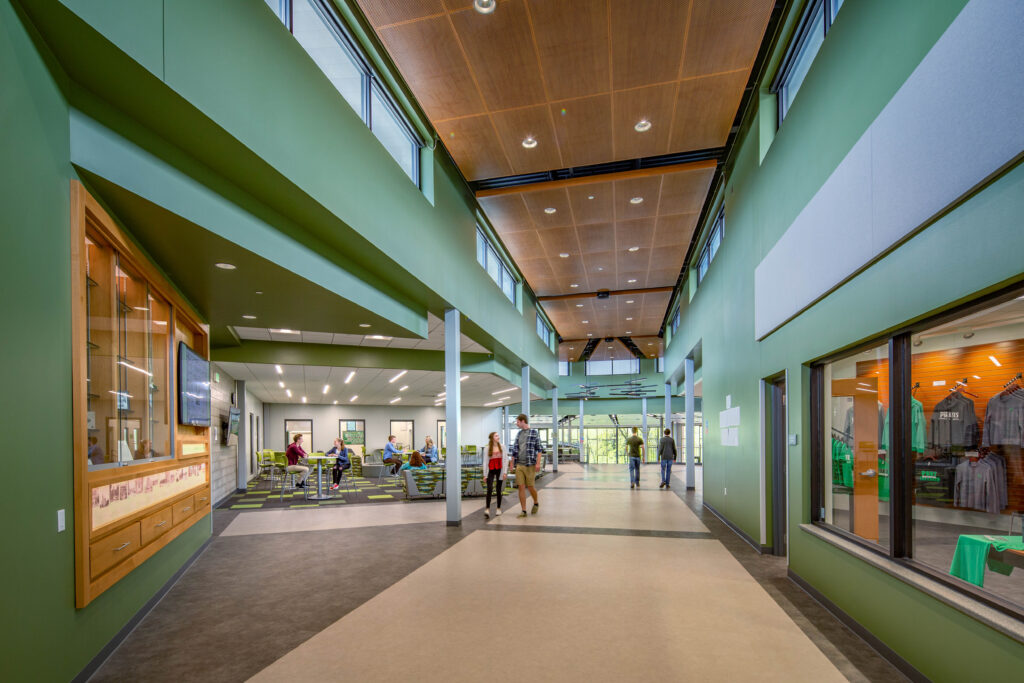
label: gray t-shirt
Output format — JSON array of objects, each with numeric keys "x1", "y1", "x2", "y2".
[{"x1": 517, "y1": 430, "x2": 529, "y2": 462}]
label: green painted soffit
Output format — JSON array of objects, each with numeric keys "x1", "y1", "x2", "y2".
[{"x1": 509, "y1": 397, "x2": 699, "y2": 416}]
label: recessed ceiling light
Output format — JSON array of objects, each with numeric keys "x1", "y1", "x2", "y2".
[
  {"x1": 301, "y1": 396, "x2": 307, "y2": 403},
  {"x1": 634, "y1": 119, "x2": 652, "y2": 133},
  {"x1": 460, "y1": 375, "x2": 469, "y2": 381},
  {"x1": 559, "y1": 253, "x2": 570, "y2": 258},
  {"x1": 242, "y1": 315, "x2": 257, "y2": 320},
  {"x1": 389, "y1": 397, "x2": 402, "y2": 404},
  {"x1": 570, "y1": 283, "x2": 579, "y2": 288},
  {"x1": 627, "y1": 279, "x2": 637, "y2": 284},
  {"x1": 322, "y1": 384, "x2": 330, "y2": 394},
  {"x1": 367, "y1": 334, "x2": 392, "y2": 340},
  {"x1": 437, "y1": 392, "x2": 446, "y2": 398},
  {"x1": 596, "y1": 266, "x2": 603, "y2": 271},
  {"x1": 625, "y1": 331, "x2": 632, "y2": 335},
  {"x1": 648, "y1": 343, "x2": 654, "y2": 346},
  {"x1": 575, "y1": 304, "x2": 583, "y2": 308},
  {"x1": 587, "y1": 195, "x2": 594, "y2": 200},
  {"x1": 544, "y1": 207, "x2": 557, "y2": 215},
  {"x1": 629, "y1": 197, "x2": 644, "y2": 205},
  {"x1": 569, "y1": 347, "x2": 575, "y2": 350},
  {"x1": 345, "y1": 370, "x2": 356, "y2": 384},
  {"x1": 989, "y1": 355, "x2": 1002, "y2": 367},
  {"x1": 399, "y1": 385, "x2": 409, "y2": 392},
  {"x1": 582, "y1": 320, "x2": 589, "y2": 324},
  {"x1": 587, "y1": 333, "x2": 593, "y2": 337},
  {"x1": 492, "y1": 387, "x2": 518, "y2": 395},
  {"x1": 273, "y1": 329, "x2": 300, "y2": 335},
  {"x1": 285, "y1": 389, "x2": 292, "y2": 398},
  {"x1": 473, "y1": 0, "x2": 496, "y2": 15},
  {"x1": 349, "y1": 395, "x2": 358, "y2": 402},
  {"x1": 359, "y1": 323, "x2": 371, "y2": 328},
  {"x1": 626, "y1": 300, "x2": 634, "y2": 304},
  {"x1": 626, "y1": 317, "x2": 633, "y2": 321},
  {"x1": 214, "y1": 262, "x2": 236, "y2": 270},
  {"x1": 389, "y1": 370, "x2": 407, "y2": 383},
  {"x1": 255, "y1": 291, "x2": 263, "y2": 295},
  {"x1": 628, "y1": 246, "x2": 639, "y2": 252},
  {"x1": 275, "y1": 365, "x2": 283, "y2": 374},
  {"x1": 521, "y1": 136, "x2": 537, "y2": 149},
  {"x1": 278, "y1": 381, "x2": 285, "y2": 388}
]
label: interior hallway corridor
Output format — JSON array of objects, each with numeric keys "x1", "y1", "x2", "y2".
[{"x1": 91, "y1": 464, "x2": 905, "y2": 682}]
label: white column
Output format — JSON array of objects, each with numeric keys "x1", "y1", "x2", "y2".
[
  {"x1": 579, "y1": 398, "x2": 586, "y2": 463},
  {"x1": 685, "y1": 356, "x2": 696, "y2": 490},
  {"x1": 236, "y1": 380, "x2": 248, "y2": 491},
  {"x1": 641, "y1": 396, "x2": 648, "y2": 461},
  {"x1": 445, "y1": 308, "x2": 462, "y2": 526},
  {"x1": 502, "y1": 406, "x2": 509, "y2": 448},
  {"x1": 521, "y1": 365, "x2": 531, "y2": 417},
  {"x1": 551, "y1": 387, "x2": 559, "y2": 472}
]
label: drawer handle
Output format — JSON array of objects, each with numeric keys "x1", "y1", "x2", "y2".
[
  {"x1": 198, "y1": 497, "x2": 208, "y2": 503},
  {"x1": 182, "y1": 506, "x2": 192, "y2": 512},
  {"x1": 114, "y1": 542, "x2": 131, "y2": 551},
  {"x1": 156, "y1": 521, "x2": 167, "y2": 528}
]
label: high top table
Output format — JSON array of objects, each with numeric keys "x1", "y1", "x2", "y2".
[{"x1": 304, "y1": 455, "x2": 334, "y2": 501}]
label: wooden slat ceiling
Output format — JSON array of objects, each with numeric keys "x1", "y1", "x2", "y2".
[
  {"x1": 356, "y1": 0, "x2": 773, "y2": 342},
  {"x1": 560, "y1": 336, "x2": 664, "y2": 362}
]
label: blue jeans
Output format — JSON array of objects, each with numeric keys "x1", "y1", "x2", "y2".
[
  {"x1": 628, "y1": 457, "x2": 642, "y2": 485},
  {"x1": 660, "y1": 459, "x2": 673, "y2": 484}
]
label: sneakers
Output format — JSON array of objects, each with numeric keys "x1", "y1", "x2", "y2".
[
  {"x1": 630, "y1": 483, "x2": 635, "y2": 489},
  {"x1": 531, "y1": 503, "x2": 539, "y2": 515},
  {"x1": 659, "y1": 482, "x2": 665, "y2": 489},
  {"x1": 484, "y1": 509, "x2": 490, "y2": 519},
  {"x1": 665, "y1": 483, "x2": 671, "y2": 489},
  {"x1": 517, "y1": 511, "x2": 528, "y2": 518},
  {"x1": 330, "y1": 484, "x2": 339, "y2": 491},
  {"x1": 495, "y1": 508, "x2": 502, "y2": 516}
]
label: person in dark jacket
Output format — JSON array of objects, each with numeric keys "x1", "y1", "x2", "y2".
[
  {"x1": 658, "y1": 429, "x2": 677, "y2": 489},
  {"x1": 327, "y1": 438, "x2": 352, "y2": 490}
]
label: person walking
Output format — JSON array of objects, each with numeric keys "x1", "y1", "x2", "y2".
[
  {"x1": 658, "y1": 428, "x2": 677, "y2": 489},
  {"x1": 626, "y1": 427, "x2": 645, "y2": 489},
  {"x1": 483, "y1": 431, "x2": 509, "y2": 519},
  {"x1": 508, "y1": 413, "x2": 544, "y2": 518}
]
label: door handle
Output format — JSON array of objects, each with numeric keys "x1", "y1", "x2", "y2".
[{"x1": 859, "y1": 468, "x2": 877, "y2": 477}]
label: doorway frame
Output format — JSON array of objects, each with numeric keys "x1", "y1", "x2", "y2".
[{"x1": 762, "y1": 371, "x2": 789, "y2": 557}]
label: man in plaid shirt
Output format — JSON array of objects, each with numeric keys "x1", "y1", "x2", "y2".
[{"x1": 509, "y1": 413, "x2": 544, "y2": 518}]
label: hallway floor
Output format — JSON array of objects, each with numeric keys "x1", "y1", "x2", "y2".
[{"x1": 90, "y1": 464, "x2": 905, "y2": 682}]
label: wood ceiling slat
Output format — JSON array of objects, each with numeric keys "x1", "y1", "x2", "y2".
[
  {"x1": 449, "y1": 0, "x2": 547, "y2": 110},
  {"x1": 615, "y1": 217, "x2": 656, "y2": 246},
  {"x1": 479, "y1": 194, "x2": 533, "y2": 232},
  {"x1": 612, "y1": 83, "x2": 676, "y2": 159},
  {"x1": 576, "y1": 223, "x2": 616, "y2": 254},
  {"x1": 680, "y1": 0, "x2": 774, "y2": 78},
  {"x1": 566, "y1": 182, "x2": 614, "y2": 225},
  {"x1": 519, "y1": 187, "x2": 572, "y2": 227},
  {"x1": 654, "y1": 213, "x2": 699, "y2": 246},
  {"x1": 490, "y1": 105, "x2": 563, "y2": 174},
  {"x1": 550, "y1": 95, "x2": 614, "y2": 168},
  {"x1": 527, "y1": 0, "x2": 610, "y2": 100},
  {"x1": 499, "y1": 230, "x2": 543, "y2": 254},
  {"x1": 361, "y1": 0, "x2": 444, "y2": 27},
  {"x1": 613, "y1": 176, "x2": 661, "y2": 220},
  {"x1": 610, "y1": 0, "x2": 691, "y2": 90},
  {"x1": 670, "y1": 70, "x2": 748, "y2": 151},
  {"x1": 435, "y1": 115, "x2": 512, "y2": 179},
  {"x1": 378, "y1": 17, "x2": 484, "y2": 120},
  {"x1": 516, "y1": 256, "x2": 555, "y2": 279},
  {"x1": 658, "y1": 166, "x2": 716, "y2": 215},
  {"x1": 649, "y1": 243, "x2": 688, "y2": 270},
  {"x1": 536, "y1": 226, "x2": 581, "y2": 255}
]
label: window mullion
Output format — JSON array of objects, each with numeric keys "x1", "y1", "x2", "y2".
[{"x1": 889, "y1": 333, "x2": 913, "y2": 558}]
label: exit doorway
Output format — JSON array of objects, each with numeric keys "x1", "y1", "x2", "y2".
[{"x1": 769, "y1": 375, "x2": 788, "y2": 556}]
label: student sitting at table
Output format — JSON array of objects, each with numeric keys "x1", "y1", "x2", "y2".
[
  {"x1": 285, "y1": 433, "x2": 311, "y2": 488},
  {"x1": 383, "y1": 435, "x2": 404, "y2": 475},
  {"x1": 327, "y1": 438, "x2": 352, "y2": 491},
  {"x1": 399, "y1": 451, "x2": 427, "y2": 471},
  {"x1": 421, "y1": 436, "x2": 439, "y2": 463}
]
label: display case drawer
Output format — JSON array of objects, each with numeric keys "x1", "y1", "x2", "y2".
[
  {"x1": 140, "y1": 506, "x2": 174, "y2": 546},
  {"x1": 193, "y1": 488, "x2": 211, "y2": 517},
  {"x1": 91, "y1": 523, "x2": 141, "y2": 579},
  {"x1": 172, "y1": 495, "x2": 196, "y2": 525}
]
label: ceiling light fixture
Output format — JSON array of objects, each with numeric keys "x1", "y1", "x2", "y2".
[
  {"x1": 492, "y1": 387, "x2": 518, "y2": 395},
  {"x1": 460, "y1": 375, "x2": 469, "y2": 381},
  {"x1": 570, "y1": 283, "x2": 579, "y2": 288},
  {"x1": 437, "y1": 392, "x2": 446, "y2": 398},
  {"x1": 359, "y1": 323, "x2": 371, "y2": 328},
  {"x1": 389, "y1": 397, "x2": 402, "y2": 404},
  {"x1": 521, "y1": 136, "x2": 537, "y2": 149},
  {"x1": 626, "y1": 317, "x2": 633, "y2": 321},
  {"x1": 484, "y1": 399, "x2": 506, "y2": 407},
  {"x1": 255, "y1": 291, "x2": 263, "y2": 295},
  {"x1": 627, "y1": 279, "x2": 637, "y2": 284},
  {"x1": 575, "y1": 304, "x2": 583, "y2": 308},
  {"x1": 628, "y1": 246, "x2": 639, "y2": 252},
  {"x1": 625, "y1": 331, "x2": 632, "y2": 335},
  {"x1": 349, "y1": 395, "x2": 358, "y2": 402},
  {"x1": 559, "y1": 253, "x2": 570, "y2": 258},
  {"x1": 989, "y1": 355, "x2": 1002, "y2": 367},
  {"x1": 275, "y1": 365, "x2": 283, "y2": 374},
  {"x1": 301, "y1": 396, "x2": 307, "y2": 403},
  {"x1": 278, "y1": 381, "x2": 285, "y2": 388},
  {"x1": 626, "y1": 300, "x2": 634, "y2": 304},
  {"x1": 285, "y1": 389, "x2": 292, "y2": 398},
  {"x1": 345, "y1": 371, "x2": 356, "y2": 384},
  {"x1": 473, "y1": 0, "x2": 496, "y2": 15},
  {"x1": 322, "y1": 384, "x2": 330, "y2": 394},
  {"x1": 544, "y1": 207, "x2": 557, "y2": 215},
  {"x1": 242, "y1": 315, "x2": 257, "y2": 320},
  {"x1": 587, "y1": 194, "x2": 595, "y2": 200},
  {"x1": 389, "y1": 370, "x2": 407, "y2": 383},
  {"x1": 333, "y1": 400, "x2": 338, "y2": 405},
  {"x1": 634, "y1": 119, "x2": 652, "y2": 133},
  {"x1": 214, "y1": 262, "x2": 236, "y2": 270},
  {"x1": 399, "y1": 385, "x2": 409, "y2": 392},
  {"x1": 587, "y1": 333, "x2": 593, "y2": 337},
  {"x1": 973, "y1": 374, "x2": 981, "y2": 379},
  {"x1": 629, "y1": 197, "x2": 643, "y2": 205},
  {"x1": 273, "y1": 329, "x2": 300, "y2": 335},
  {"x1": 962, "y1": 331, "x2": 975, "y2": 339},
  {"x1": 368, "y1": 334, "x2": 392, "y2": 340},
  {"x1": 582, "y1": 320, "x2": 589, "y2": 324}
]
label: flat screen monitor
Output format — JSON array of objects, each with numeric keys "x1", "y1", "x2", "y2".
[
  {"x1": 178, "y1": 342, "x2": 211, "y2": 427},
  {"x1": 227, "y1": 407, "x2": 240, "y2": 435}
]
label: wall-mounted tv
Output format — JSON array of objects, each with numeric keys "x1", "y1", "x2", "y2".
[
  {"x1": 178, "y1": 342, "x2": 211, "y2": 427},
  {"x1": 227, "y1": 407, "x2": 241, "y2": 435}
]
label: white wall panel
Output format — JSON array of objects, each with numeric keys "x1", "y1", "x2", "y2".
[{"x1": 754, "y1": 0, "x2": 1024, "y2": 339}]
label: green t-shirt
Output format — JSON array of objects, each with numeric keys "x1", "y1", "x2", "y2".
[{"x1": 626, "y1": 435, "x2": 644, "y2": 458}]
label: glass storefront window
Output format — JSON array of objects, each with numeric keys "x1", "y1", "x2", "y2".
[
  {"x1": 285, "y1": 419, "x2": 313, "y2": 451},
  {"x1": 909, "y1": 300, "x2": 1024, "y2": 606},
  {"x1": 821, "y1": 342, "x2": 890, "y2": 549},
  {"x1": 86, "y1": 236, "x2": 171, "y2": 470}
]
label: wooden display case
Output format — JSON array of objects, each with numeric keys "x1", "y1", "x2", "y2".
[{"x1": 71, "y1": 182, "x2": 212, "y2": 608}]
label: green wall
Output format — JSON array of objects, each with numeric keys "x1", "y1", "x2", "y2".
[
  {"x1": 663, "y1": 0, "x2": 1024, "y2": 675},
  {"x1": 0, "y1": 2, "x2": 212, "y2": 679}
]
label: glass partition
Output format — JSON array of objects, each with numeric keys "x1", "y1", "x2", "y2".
[{"x1": 285, "y1": 419, "x2": 312, "y2": 451}]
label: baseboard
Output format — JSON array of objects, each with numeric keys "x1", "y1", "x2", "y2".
[
  {"x1": 702, "y1": 501, "x2": 772, "y2": 554},
  {"x1": 788, "y1": 569, "x2": 927, "y2": 683},
  {"x1": 72, "y1": 538, "x2": 212, "y2": 683}
]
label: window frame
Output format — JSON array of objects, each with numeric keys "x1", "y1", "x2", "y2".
[
  {"x1": 475, "y1": 226, "x2": 517, "y2": 305},
  {"x1": 536, "y1": 312, "x2": 552, "y2": 346},
  {"x1": 558, "y1": 361, "x2": 571, "y2": 377},
  {"x1": 770, "y1": 0, "x2": 843, "y2": 124},
  {"x1": 696, "y1": 206, "x2": 725, "y2": 286},
  {"x1": 810, "y1": 281, "x2": 1024, "y2": 621}
]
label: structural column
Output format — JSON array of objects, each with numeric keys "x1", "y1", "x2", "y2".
[
  {"x1": 685, "y1": 356, "x2": 696, "y2": 490},
  {"x1": 444, "y1": 308, "x2": 462, "y2": 526},
  {"x1": 579, "y1": 398, "x2": 586, "y2": 463},
  {"x1": 664, "y1": 382, "x2": 672, "y2": 444},
  {"x1": 236, "y1": 380, "x2": 248, "y2": 492},
  {"x1": 521, "y1": 365, "x2": 530, "y2": 417},
  {"x1": 551, "y1": 386, "x2": 559, "y2": 472},
  {"x1": 641, "y1": 396, "x2": 648, "y2": 460}
]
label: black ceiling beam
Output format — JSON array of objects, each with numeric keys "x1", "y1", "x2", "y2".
[
  {"x1": 472, "y1": 147, "x2": 726, "y2": 193},
  {"x1": 578, "y1": 338, "x2": 601, "y2": 363},
  {"x1": 659, "y1": 0, "x2": 790, "y2": 338},
  {"x1": 617, "y1": 336, "x2": 646, "y2": 360}
]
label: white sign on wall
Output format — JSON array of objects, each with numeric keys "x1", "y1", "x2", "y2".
[{"x1": 720, "y1": 395, "x2": 740, "y2": 447}]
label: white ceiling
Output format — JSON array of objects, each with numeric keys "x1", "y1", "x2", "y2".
[
  {"x1": 232, "y1": 312, "x2": 489, "y2": 352},
  {"x1": 218, "y1": 362, "x2": 543, "y2": 408}
]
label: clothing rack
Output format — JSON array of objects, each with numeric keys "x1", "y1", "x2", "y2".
[
  {"x1": 949, "y1": 377, "x2": 978, "y2": 397},
  {"x1": 999, "y1": 372, "x2": 1022, "y2": 395},
  {"x1": 911, "y1": 382, "x2": 920, "y2": 396}
]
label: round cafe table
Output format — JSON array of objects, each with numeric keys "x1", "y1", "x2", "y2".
[{"x1": 304, "y1": 455, "x2": 333, "y2": 501}]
